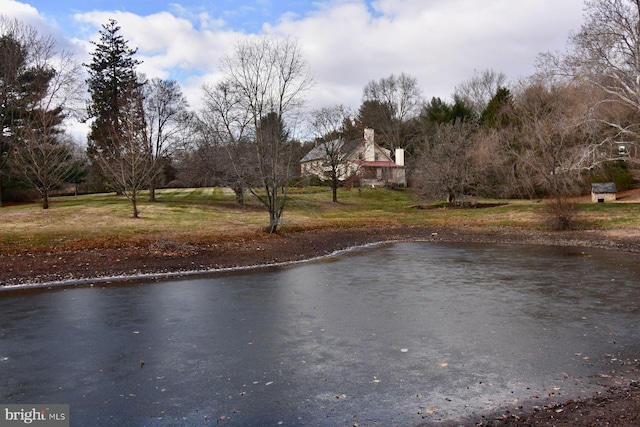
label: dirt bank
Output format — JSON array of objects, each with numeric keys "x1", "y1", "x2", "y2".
[{"x1": 3, "y1": 226, "x2": 640, "y2": 289}]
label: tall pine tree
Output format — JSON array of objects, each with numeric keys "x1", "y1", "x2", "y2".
[
  {"x1": 85, "y1": 20, "x2": 153, "y2": 217},
  {"x1": 85, "y1": 19, "x2": 142, "y2": 191}
]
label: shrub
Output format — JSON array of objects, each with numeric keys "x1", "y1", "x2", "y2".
[{"x1": 543, "y1": 198, "x2": 581, "y2": 231}]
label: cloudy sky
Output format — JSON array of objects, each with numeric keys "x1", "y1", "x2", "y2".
[{"x1": 2, "y1": 0, "x2": 585, "y2": 133}]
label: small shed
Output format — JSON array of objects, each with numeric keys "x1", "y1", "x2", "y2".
[{"x1": 591, "y1": 182, "x2": 617, "y2": 203}]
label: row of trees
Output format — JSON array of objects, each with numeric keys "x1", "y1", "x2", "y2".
[
  {"x1": 413, "y1": 0, "x2": 640, "y2": 223},
  {"x1": 2, "y1": 0, "x2": 640, "y2": 232},
  {"x1": 0, "y1": 18, "x2": 192, "y2": 216},
  {"x1": 1, "y1": 17, "x2": 313, "y2": 232},
  {"x1": 301, "y1": 0, "x2": 640, "y2": 224}
]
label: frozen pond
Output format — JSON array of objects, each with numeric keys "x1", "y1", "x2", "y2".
[{"x1": 2, "y1": 242, "x2": 640, "y2": 426}]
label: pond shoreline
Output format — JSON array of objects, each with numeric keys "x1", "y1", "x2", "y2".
[
  {"x1": 3, "y1": 226, "x2": 640, "y2": 290},
  {"x1": 2, "y1": 225, "x2": 640, "y2": 426}
]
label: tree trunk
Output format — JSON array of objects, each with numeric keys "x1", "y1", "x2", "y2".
[
  {"x1": 267, "y1": 186, "x2": 282, "y2": 233},
  {"x1": 233, "y1": 185, "x2": 244, "y2": 206},
  {"x1": 268, "y1": 212, "x2": 279, "y2": 234},
  {"x1": 268, "y1": 196, "x2": 278, "y2": 233},
  {"x1": 332, "y1": 180, "x2": 338, "y2": 203},
  {"x1": 42, "y1": 191, "x2": 49, "y2": 210},
  {"x1": 148, "y1": 180, "x2": 156, "y2": 202},
  {"x1": 132, "y1": 193, "x2": 139, "y2": 218}
]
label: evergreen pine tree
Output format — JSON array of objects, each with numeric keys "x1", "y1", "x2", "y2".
[
  {"x1": 85, "y1": 19, "x2": 142, "y2": 188},
  {"x1": 481, "y1": 87, "x2": 512, "y2": 128},
  {"x1": 85, "y1": 20, "x2": 153, "y2": 217}
]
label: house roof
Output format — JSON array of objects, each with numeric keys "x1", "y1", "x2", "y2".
[
  {"x1": 300, "y1": 138, "x2": 340, "y2": 162},
  {"x1": 300, "y1": 137, "x2": 368, "y2": 163},
  {"x1": 353, "y1": 160, "x2": 402, "y2": 168},
  {"x1": 591, "y1": 182, "x2": 617, "y2": 193}
]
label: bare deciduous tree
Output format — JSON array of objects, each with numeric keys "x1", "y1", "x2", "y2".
[
  {"x1": 218, "y1": 35, "x2": 313, "y2": 233},
  {"x1": 196, "y1": 80, "x2": 253, "y2": 204},
  {"x1": 1, "y1": 17, "x2": 84, "y2": 208},
  {"x1": 504, "y1": 80, "x2": 593, "y2": 229},
  {"x1": 11, "y1": 133, "x2": 84, "y2": 209},
  {"x1": 538, "y1": 0, "x2": 640, "y2": 165},
  {"x1": 412, "y1": 122, "x2": 480, "y2": 203},
  {"x1": 361, "y1": 72, "x2": 423, "y2": 153},
  {"x1": 309, "y1": 104, "x2": 357, "y2": 202},
  {"x1": 142, "y1": 77, "x2": 191, "y2": 201},
  {"x1": 454, "y1": 69, "x2": 508, "y2": 117},
  {"x1": 509, "y1": 81, "x2": 590, "y2": 197}
]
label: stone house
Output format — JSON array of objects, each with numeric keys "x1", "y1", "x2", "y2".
[
  {"x1": 300, "y1": 129, "x2": 406, "y2": 187},
  {"x1": 591, "y1": 182, "x2": 617, "y2": 202}
]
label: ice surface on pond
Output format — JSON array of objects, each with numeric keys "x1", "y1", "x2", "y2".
[{"x1": 1, "y1": 242, "x2": 640, "y2": 426}]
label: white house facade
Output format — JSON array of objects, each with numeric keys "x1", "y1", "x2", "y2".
[{"x1": 300, "y1": 129, "x2": 406, "y2": 187}]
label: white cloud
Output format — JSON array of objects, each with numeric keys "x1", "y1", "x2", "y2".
[
  {"x1": 73, "y1": 11, "x2": 238, "y2": 80},
  {"x1": 267, "y1": 0, "x2": 584, "y2": 110},
  {"x1": 0, "y1": 0, "x2": 44, "y2": 26},
  {"x1": 2, "y1": 0, "x2": 585, "y2": 120},
  {"x1": 0, "y1": 0, "x2": 79, "y2": 53}
]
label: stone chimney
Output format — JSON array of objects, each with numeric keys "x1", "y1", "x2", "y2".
[
  {"x1": 364, "y1": 128, "x2": 374, "y2": 144},
  {"x1": 363, "y1": 128, "x2": 375, "y2": 161},
  {"x1": 395, "y1": 148, "x2": 405, "y2": 166}
]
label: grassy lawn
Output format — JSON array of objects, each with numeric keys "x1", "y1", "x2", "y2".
[{"x1": 1, "y1": 187, "x2": 639, "y2": 253}]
